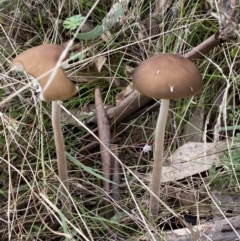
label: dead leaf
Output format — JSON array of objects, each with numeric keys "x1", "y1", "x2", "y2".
[
  {"x1": 146, "y1": 142, "x2": 239, "y2": 183},
  {"x1": 115, "y1": 83, "x2": 134, "y2": 105},
  {"x1": 161, "y1": 142, "x2": 225, "y2": 182},
  {"x1": 101, "y1": 30, "x2": 112, "y2": 42},
  {"x1": 125, "y1": 65, "x2": 135, "y2": 79},
  {"x1": 95, "y1": 56, "x2": 107, "y2": 73}
]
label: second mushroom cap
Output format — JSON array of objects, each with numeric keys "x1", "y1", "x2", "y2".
[
  {"x1": 132, "y1": 54, "x2": 202, "y2": 99},
  {"x1": 11, "y1": 44, "x2": 77, "y2": 101}
]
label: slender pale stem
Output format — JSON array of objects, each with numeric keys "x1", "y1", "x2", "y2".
[
  {"x1": 149, "y1": 99, "x2": 169, "y2": 219},
  {"x1": 52, "y1": 101, "x2": 69, "y2": 202}
]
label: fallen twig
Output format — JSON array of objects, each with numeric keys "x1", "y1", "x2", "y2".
[
  {"x1": 164, "y1": 214, "x2": 240, "y2": 241},
  {"x1": 95, "y1": 88, "x2": 111, "y2": 193}
]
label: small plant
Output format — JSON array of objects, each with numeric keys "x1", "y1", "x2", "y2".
[
  {"x1": 63, "y1": 1, "x2": 130, "y2": 40},
  {"x1": 63, "y1": 14, "x2": 85, "y2": 30}
]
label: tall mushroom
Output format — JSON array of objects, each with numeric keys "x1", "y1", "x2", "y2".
[
  {"x1": 132, "y1": 54, "x2": 202, "y2": 219},
  {"x1": 11, "y1": 44, "x2": 77, "y2": 203}
]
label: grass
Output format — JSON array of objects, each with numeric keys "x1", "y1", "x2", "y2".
[{"x1": 0, "y1": 0, "x2": 240, "y2": 240}]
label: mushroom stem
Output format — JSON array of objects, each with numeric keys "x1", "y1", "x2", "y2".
[
  {"x1": 52, "y1": 101, "x2": 69, "y2": 202},
  {"x1": 149, "y1": 98, "x2": 169, "y2": 219}
]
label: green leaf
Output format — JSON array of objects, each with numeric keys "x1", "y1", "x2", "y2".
[
  {"x1": 63, "y1": 14, "x2": 85, "y2": 30},
  {"x1": 76, "y1": 25, "x2": 104, "y2": 40},
  {"x1": 230, "y1": 46, "x2": 239, "y2": 58}
]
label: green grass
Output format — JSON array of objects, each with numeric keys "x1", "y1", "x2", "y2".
[{"x1": 0, "y1": 0, "x2": 240, "y2": 240}]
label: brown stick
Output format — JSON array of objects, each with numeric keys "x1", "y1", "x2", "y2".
[
  {"x1": 95, "y1": 88, "x2": 111, "y2": 193},
  {"x1": 184, "y1": 33, "x2": 222, "y2": 61},
  {"x1": 164, "y1": 214, "x2": 240, "y2": 241},
  {"x1": 89, "y1": 89, "x2": 151, "y2": 125}
]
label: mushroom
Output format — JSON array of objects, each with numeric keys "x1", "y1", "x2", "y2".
[
  {"x1": 11, "y1": 44, "x2": 77, "y2": 203},
  {"x1": 132, "y1": 54, "x2": 202, "y2": 219},
  {"x1": 11, "y1": 44, "x2": 76, "y2": 101}
]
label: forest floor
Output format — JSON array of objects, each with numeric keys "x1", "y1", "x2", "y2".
[{"x1": 0, "y1": 0, "x2": 240, "y2": 240}]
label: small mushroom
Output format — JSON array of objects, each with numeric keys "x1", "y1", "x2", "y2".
[
  {"x1": 11, "y1": 44, "x2": 77, "y2": 204},
  {"x1": 132, "y1": 53, "x2": 202, "y2": 219},
  {"x1": 12, "y1": 44, "x2": 76, "y2": 101}
]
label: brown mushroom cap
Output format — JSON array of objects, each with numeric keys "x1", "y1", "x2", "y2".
[
  {"x1": 11, "y1": 44, "x2": 77, "y2": 101},
  {"x1": 132, "y1": 54, "x2": 202, "y2": 100}
]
